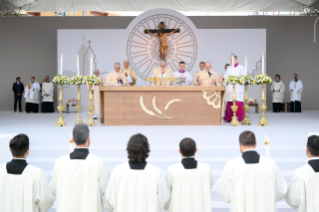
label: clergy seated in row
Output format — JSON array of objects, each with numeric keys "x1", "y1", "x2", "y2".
[
  {"x1": 165, "y1": 138, "x2": 213, "y2": 212},
  {"x1": 50, "y1": 124, "x2": 111, "y2": 212},
  {"x1": 120, "y1": 60, "x2": 137, "y2": 86},
  {"x1": 152, "y1": 60, "x2": 174, "y2": 85},
  {"x1": 104, "y1": 133, "x2": 170, "y2": 212},
  {"x1": 271, "y1": 74, "x2": 285, "y2": 112},
  {"x1": 106, "y1": 62, "x2": 130, "y2": 86},
  {"x1": 25, "y1": 76, "x2": 41, "y2": 113},
  {"x1": 285, "y1": 135, "x2": 319, "y2": 211},
  {"x1": 0, "y1": 134, "x2": 54, "y2": 212},
  {"x1": 216, "y1": 130, "x2": 287, "y2": 212},
  {"x1": 289, "y1": 73, "x2": 303, "y2": 113},
  {"x1": 173, "y1": 61, "x2": 193, "y2": 86},
  {"x1": 193, "y1": 61, "x2": 221, "y2": 86}
]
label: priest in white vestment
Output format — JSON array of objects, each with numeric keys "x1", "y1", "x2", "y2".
[
  {"x1": 25, "y1": 76, "x2": 41, "y2": 113},
  {"x1": 0, "y1": 134, "x2": 54, "y2": 212},
  {"x1": 222, "y1": 55, "x2": 245, "y2": 122},
  {"x1": 285, "y1": 135, "x2": 319, "y2": 212},
  {"x1": 173, "y1": 61, "x2": 193, "y2": 86},
  {"x1": 152, "y1": 60, "x2": 174, "y2": 86},
  {"x1": 89, "y1": 69, "x2": 104, "y2": 119},
  {"x1": 270, "y1": 74, "x2": 285, "y2": 112},
  {"x1": 192, "y1": 61, "x2": 206, "y2": 85},
  {"x1": 120, "y1": 60, "x2": 137, "y2": 86},
  {"x1": 165, "y1": 138, "x2": 213, "y2": 212},
  {"x1": 42, "y1": 80, "x2": 54, "y2": 113},
  {"x1": 289, "y1": 73, "x2": 303, "y2": 112},
  {"x1": 104, "y1": 133, "x2": 170, "y2": 212},
  {"x1": 216, "y1": 130, "x2": 287, "y2": 212},
  {"x1": 50, "y1": 124, "x2": 111, "y2": 212},
  {"x1": 106, "y1": 62, "x2": 129, "y2": 86}
]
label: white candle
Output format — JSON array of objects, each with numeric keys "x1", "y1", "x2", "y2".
[
  {"x1": 245, "y1": 56, "x2": 247, "y2": 75},
  {"x1": 265, "y1": 142, "x2": 270, "y2": 158},
  {"x1": 90, "y1": 55, "x2": 93, "y2": 76},
  {"x1": 232, "y1": 55, "x2": 235, "y2": 75},
  {"x1": 76, "y1": 55, "x2": 80, "y2": 76},
  {"x1": 60, "y1": 54, "x2": 63, "y2": 75},
  {"x1": 262, "y1": 53, "x2": 265, "y2": 74}
]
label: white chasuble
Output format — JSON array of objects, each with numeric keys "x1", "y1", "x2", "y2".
[
  {"x1": 50, "y1": 154, "x2": 111, "y2": 212},
  {"x1": 285, "y1": 164, "x2": 319, "y2": 212},
  {"x1": 224, "y1": 65, "x2": 245, "y2": 102},
  {"x1": 270, "y1": 81, "x2": 285, "y2": 103},
  {"x1": 165, "y1": 162, "x2": 213, "y2": 212},
  {"x1": 42, "y1": 83, "x2": 54, "y2": 102},
  {"x1": 0, "y1": 164, "x2": 54, "y2": 212},
  {"x1": 106, "y1": 71, "x2": 129, "y2": 86},
  {"x1": 104, "y1": 162, "x2": 170, "y2": 212},
  {"x1": 216, "y1": 156, "x2": 287, "y2": 212}
]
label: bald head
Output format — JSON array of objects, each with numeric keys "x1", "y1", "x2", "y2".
[{"x1": 205, "y1": 62, "x2": 212, "y2": 71}]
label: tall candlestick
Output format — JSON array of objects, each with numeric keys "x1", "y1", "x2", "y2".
[
  {"x1": 60, "y1": 54, "x2": 63, "y2": 75},
  {"x1": 262, "y1": 53, "x2": 265, "y2": 74},
  {"x1": 90, "y1": 55, "x2": 93, "y2": 76},
  {"x1": 245, "y1": 56, "x2": 247, "y2": 75},
  {"x1": 232, "y1": 55, "x2": 235, "y2": 75},
  {"x1": 77, "y1": 55, "x2": 80, "y2": 76}
]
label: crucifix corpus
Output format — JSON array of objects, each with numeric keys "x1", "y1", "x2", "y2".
[{"x1": 145, "y1": 22, "x2": 180, "y2": 60}]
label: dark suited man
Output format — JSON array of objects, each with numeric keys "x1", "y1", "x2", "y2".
[{"x1": 12, "y1": 77, "x2": 24, "y2": 112}]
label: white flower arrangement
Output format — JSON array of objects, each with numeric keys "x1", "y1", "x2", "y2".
[
  {"x1": 254, "y1": 74, "x2": 273, "y2": 85},
  {"x1": 52, "y1": 75, "x2": 70, "y2": 85},
  {"x1": 83, "y1": 75, "x2": 101, "y2": 85},
  {"x1": 225, "y1": 75, "x2": 241, "y2": 85},
  {"x1": 240, "y1": 75, "x2": 254, "y2": 85},
  {"x1": 70, "y1": 75, "x2": 84, "y2": 85}
]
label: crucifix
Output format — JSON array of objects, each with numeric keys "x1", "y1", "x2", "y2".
[{"x1": 144, "y1": 22, "x2": 180, "y2": 60}]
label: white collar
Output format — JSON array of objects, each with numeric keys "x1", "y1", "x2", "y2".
[
  {"x1": 12, "y1": 157, "x2": 26, "y2": 160},
  {"x1": 309, "y1": 157, "x2": 319, "y2": 161},
  {"x1": 243, "y1": 149, "x2": 256, "y2": 153}
]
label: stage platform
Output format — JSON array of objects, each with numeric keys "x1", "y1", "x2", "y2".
[{"x1": 1, "y1": 110, "x2": 318, "y2": 212}]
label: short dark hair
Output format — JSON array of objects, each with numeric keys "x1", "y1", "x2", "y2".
[
  {"x1": 73, "y1": 124, "x2": 89, "y2": 145},
  {"x1": 307, "y1": 135, "x2": 319, "y2": 156},
  {"x1": 231, "y1": 54, "x2": 238, "y2": 59},
  {"x1": 126, "y1": 133, "x2": 150, "y2": 162},
  {"x1": 225, "y1": 64, "x2": 230, "y2": 69},
  {"x1": 200, "y1": 61, "x2": 205, "y2": 65},
  {"x1": 31, "y1": 76, "x2": 35, "y2": 79},
  {"x1": 239, "y1": 131, "x2": 256, "y2": 147},
  {"x1": 275, "y1": 74, "x2": 281, "y2": 80},
  {"x1": 180, "y1": 138, "x2": 196, "y2": 157},
  {"x1": 179, "y1": 61, "x2": 185, "y2": 65},
  {"x1": 16, "y1": 77, "x2": 21, "y2": 80},
  {"x1": 10, "y1": 134, "x2": 29, "y2": 157}
]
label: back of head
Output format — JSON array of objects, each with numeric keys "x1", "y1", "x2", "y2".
[
  {"x1": 73, "y1": 124, "x2": 89, "y2": 145},
  {"x1": 239, "y1": 131, "x2": 256, "y2": 147},
  {"x1": 307, "y1": 135, "x2": 319, "y2": 157},
  {"x1": 180, "y1": 138, "x2": 196, "y2": 157},
  {"x1": 10, "y1": 134, "x2": 29, "y2": 157},
  {"x1": 126, "y1": 133, "x2": 150, "y2": 162}
]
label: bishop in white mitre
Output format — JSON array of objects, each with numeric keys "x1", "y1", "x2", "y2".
[
  {"x1": 285, "y1": 135, "x2": 319, "y2": 212},
  {"x1": 88, "y1": 69, "x2": 104, "y2": 119},
  {"x1": 216, "y1": 131, "x2": 287, "y2": 212},
  {"x1": 289, "y1": 73, "x2": 303, "y2": 112},
  {"x1": 104, "y1": 133, "x2": 170, "y2": 212},
  {"x1": 222, "y1": 54, "x2": 245, "y2": 122},
  {"x1": 165, "y1": 138, "x2": 213, "y2": 212},
  {"x1": 50, "y1": 124, "x2": 111, "y2": 212},
  {"x1": 0, "y1": 134, "x2": 54, "y2": 212},
  {"x1": 120, "y1": 60, "x2": 137, "y2": 86},
  {"x1": 270, "y1": 74, "x2": 285, "y2": 112},
  {"x1": 173, "y1": 61, "x2": 193, "y2": 86},
  {"x1": 25, "y1": 76, "x2": 41, "y2": 113},
  {"x1": 41, "y1": 76, "x2": 54, "y2": 113},
  {"x1": 106, "y1": 62, "x2": 129, "y2": 86}
]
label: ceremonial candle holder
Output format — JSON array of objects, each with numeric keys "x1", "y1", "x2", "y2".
[
  {"x1": 258, "y1": 83, "x2": 269, "y2": 126},
  {"x1": 242, "y1": 84, "x2": 251, "y2": 125},
  {"x1": 86, "y1": 84, "x2": 95, "y2": 127},
  {"x1": 56, "y1": 84, "x2": 66, "y2": 127},
  {"x1": 230, "y1": 84, "x2": 240, "y2": 127},
  {"x1": 75, "y1": 84, "x2": 84, "y2": 125}
]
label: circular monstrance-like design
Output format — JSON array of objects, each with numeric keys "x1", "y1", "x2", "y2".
[{"x1": 127, "y1": 14, "x2": 198, "y2": 81}]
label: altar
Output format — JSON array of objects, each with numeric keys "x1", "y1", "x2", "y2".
[{"x1": 100, "y1": 86, "x2": 225, "y2": 126}]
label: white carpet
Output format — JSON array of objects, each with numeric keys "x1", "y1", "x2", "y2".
[{"x1": 1, "y1": 110, "x2": 319, "y2": 212}]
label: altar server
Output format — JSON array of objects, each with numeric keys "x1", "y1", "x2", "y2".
[
  {"x1": 173, "y1": 61, "x2": 193, "y2": 86},
  {"x1": 193, "y1": 61, "x2": 205, "y2": 85},
  {"x1": 271, "y1": 74, "x2": 285, "y2": 112},
  {"x1": 290, "y1": 73, "x2": 303, "y2": 113},
  {"x1": 223, "y1": 54, "x2": 245, "y2": 122},
  {"x1": 50, "y1": 124, "x2": 111, "y2": 212},
  {"x1": 120, "y1": 60, "x2": 137, "y2": 86},
  {"x1": 0, "y1": 134, "x2": 54, "y2": 212},
  {"x1": 25, "y1": 76, "x2": 41, "y2": 113},
  {"x1": 165, "y1": 138, "x2": 213, "y2": 212},
  {"x1": 42, "y1": 80, "x2": 54, "y2": 113},
  {"x1": 152, "y1": 60, "x2": 174, "y2": 78},
  {"x1": 216, "y1": 131, "x2": 287, "y2": 212},
  {"x1": 106, "y1": 62, "x2": 129, "y2": 86},
  {"x1": 220, "y1": 63, "x2": 230, "y2": 83},
  {"x1": 90, "y1": 69, "x2": 104, "y2": 119},
  {"x1": 194, "y1": 61, "x2": 220, "y2": 86},
  {"x1": 285, "y1": 135, "x2": 319, "y2": 211},
  {"x1": 104, "y1": 133, "x2": 169, "y2": 212}
]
